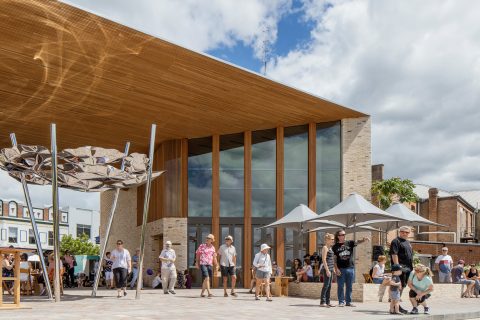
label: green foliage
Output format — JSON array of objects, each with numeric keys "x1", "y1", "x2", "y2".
[
  {"x1": 380, "y1": 248, "x2": 420, "y2": 271},
  {"x1": 60, "y1": 234, "x2": 100, "y2": 256},
  {"x1": 371, "y1": 177, "x2": 418, "y2": 209}
]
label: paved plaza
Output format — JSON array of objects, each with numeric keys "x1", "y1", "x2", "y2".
[{"x1": 2, "y1": 288, "x2": 480, "y2": 320}]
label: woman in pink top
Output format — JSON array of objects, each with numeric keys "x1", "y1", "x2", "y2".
[{"x1": 195, "y1": 234, "x2": 218, "y2": 298}]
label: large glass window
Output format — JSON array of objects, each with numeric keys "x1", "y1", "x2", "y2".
[
  {"x1": 252, "y1": 129, "x2": 276, "y2": 218},
  {"x1": 8, "y1": 227, "x2": 18, "y2": 243},
  {"x1": 284, "y1": 125, "x2": 308, "y2": 213},
  {"x1": 252, "y1": 225, "x2": 276, "y2": 261},
  {"x1": 220, "y1": 133, "x2": 244, "y2": 217},
  {"x1": 188, "y1": 137, "x2": 213, "y2": 217},
  {"x1": 316, "y1": 122, "x2": 341, "y2": 213},
  {"x1": 187, "y1": 224, "x2": 211, "y2": 287}
]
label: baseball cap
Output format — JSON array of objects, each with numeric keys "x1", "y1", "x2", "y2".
[
  {"x1": 391, "y1": 264, "x2": 402, "y2": 272},
  {"x1": 225, "y1": 235, "x2": 233, "y2": 241}
]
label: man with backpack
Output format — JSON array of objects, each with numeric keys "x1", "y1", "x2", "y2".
[{"x1": 435, "y1": 247, "x2": 453, "y2": 283}]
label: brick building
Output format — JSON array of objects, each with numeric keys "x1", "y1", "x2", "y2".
[{"x1": 414, "y1": 184, "x2": 477, "y2": 243}]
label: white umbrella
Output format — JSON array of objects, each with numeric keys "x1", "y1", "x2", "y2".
[
  {"x1": 307, "y1": 224, "x2": 384, "y2": 235},
  {"x1": 28, "y1": 254, "x2": 40, "y2": 262},
  {"x1": 385, "y1": 203, "x2": 444, "y2": 227},
  {"x1": 261, "y1": 204, "x2": 343, "y2": 230}
]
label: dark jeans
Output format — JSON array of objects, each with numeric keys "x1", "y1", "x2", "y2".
[
  {"x1": 320, "y1": 269, "x2": 333, "y2": 305},
  {"x1": 113, "y1": 267, "x2": 128, "y2": 289},
  {"x1": 337, "y1": 267, "x2": 354, "y2": 304},
  {"x1": 66, "y1": 267, "x2": 75, "y2": 287}
]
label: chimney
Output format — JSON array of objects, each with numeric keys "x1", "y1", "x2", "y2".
[
  {"x1": 428, "y1": 188, "x2": 438, "y2": 241},
  {"x1": 372, "y1": 164, "x2": 384, "y2": 182}
]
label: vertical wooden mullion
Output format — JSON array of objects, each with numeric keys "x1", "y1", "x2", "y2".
[
  {"x1": 308, "y1": 123, "x2": 317, "y2": 254},
  {"x1": 181, "y1": 138, "x2": 188, "y2": 218},
  {"x1": 212, "y1": 135, "x2": 220, "y2": 287},
  {"x1": 243, "y1": 131, "x2": 252, "y2": 288},
  {"x1": 276, "y1": 127, "x2": 285, "y2": 270}
]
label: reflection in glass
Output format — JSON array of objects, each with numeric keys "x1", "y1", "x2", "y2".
[
  {"x1": 220, "y1": 133, "x2": 244, "y2": 217},
  {"x1": 187, "y1": 224, "x2": 211, "y2": 286},
  {"x1": 252, "y1": 129, "x2": 276, "y2": 218},
  {"x1": 284, "y1": 229, "x2": 308, "y2": 275},
  {"x1": 188, "y1": 137, "x2": 212, "y2": 217},
  {"x1": 316, "y1": 122, "x2": 341, "y2": 213},
  {"x1": 284, "y1": 125, "x2": 308, "y2": 214}
]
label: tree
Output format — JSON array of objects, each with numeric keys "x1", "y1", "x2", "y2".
[
  {"x1": 371, "y1": 177, "x2": 418, "y2": 209},
  {"x1": 60, "y1": 234, "x2": 100, "y2": 256}
]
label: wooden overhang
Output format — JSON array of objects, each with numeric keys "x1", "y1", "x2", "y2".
[{"x1": 0, "y1": 0, "x2": 366, "y2": 152}]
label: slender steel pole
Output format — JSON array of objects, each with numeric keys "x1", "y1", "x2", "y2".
[
  {"x1": 10, "y1": 133, "x2": 53, "y2": 300},
  {"x1": 91, "y1": 142, "x2": 130, "y2": 297},
  {"x1": 136, "y1": 124, "x2": 156, "y2": 299},
  {"x1": 51, "y1": 124, "x2": 61, "y2": 302}
]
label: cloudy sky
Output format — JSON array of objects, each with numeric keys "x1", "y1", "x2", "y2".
[{"x1": 2, "y1": 0, "x2": 479, "y2": 210}]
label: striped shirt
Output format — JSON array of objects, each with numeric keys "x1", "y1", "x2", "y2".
[{"x1": 324, "y1": 247, "x2": 335, "y2": 271}]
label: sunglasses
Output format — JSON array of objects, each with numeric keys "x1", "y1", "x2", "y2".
[
  {"x1": 338, "y1": 234, "x2": 345, "y2": 236},
  {"x1": 116, "y1": 243, "x2": 123, "y2": 245}
]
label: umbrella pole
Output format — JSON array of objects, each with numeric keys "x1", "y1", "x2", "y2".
[
  {"x1": 92, "y1": 142, "x2": 130, "y2": 297},
  {"x1": 136, "y1": 124, "x2": 156, "y2": 299},
  {"x1": 10, "y1": 133, "x2": 53, "y2": 300},
  {"x1": 353, "y1": 215, "x2": 357, "y2": 283}
]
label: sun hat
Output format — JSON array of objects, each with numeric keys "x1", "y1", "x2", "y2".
[
  {"x1": 206, "y1": 234, "x2": 215, "y2": 241},
  {"x1": 260, "y1": 243, "x2": 271, "y2": 251},
  {"x1": 165, "y1": 241, "x2": 172, "y2": 245}
]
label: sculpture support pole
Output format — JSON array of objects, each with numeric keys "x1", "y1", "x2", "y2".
[
  {"x1": 91, "y1": 142, "x2": 130, "y2": 297},
  {"x1": 51, "y1": 124, "x2": 61, "y2": 302},
  {"x1": 10, "y1": 133, "x2": 53, "y2": 300},
  {"x1": 136, "y1": 124, "x2": 156, "y2": 299}
]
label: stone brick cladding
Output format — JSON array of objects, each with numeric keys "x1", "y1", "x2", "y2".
[
  {"x1": 341, "y1": 116, "x2": 372, "y2": 282},
  {"x1": 287, "y1": 282, "x2": 464, "y2": 302},
  {"x1": 412, "y1": 241, "x2": 480, "y2": 269},
  {"x1": 100, "y1": 188, "x2": 187, "y2": 287}
]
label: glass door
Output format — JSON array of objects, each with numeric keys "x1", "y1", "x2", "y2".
[{"x1": 188, "y1": 223, "x2": 211, "y2": 287}]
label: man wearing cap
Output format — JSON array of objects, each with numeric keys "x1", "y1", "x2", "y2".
[
  {"x1": 218, "y1": 235, "x2": 238, "y2": 297},
  {"x1": 389, "y1": 226, "x2": 413, "y2": 314},
  {"x1": 196, "y1": 234, "x2": 218, "y2": 297},
  {"x1": 253, "y1": 243, "x2": 273, "y2": 302},
  {"x1": 159, "y1": 240, "x2": 177, "y2": 294},
  {"x1": 435, "y1": 247, "x2": 453, "y2": 283},
  {"x1": 452, "y1": 259, "x2": 475, "y2": 297}
]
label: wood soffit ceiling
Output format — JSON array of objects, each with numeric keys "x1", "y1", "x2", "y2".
[{"x1": 0, "y1": 0, "x2": 367, "y2": 153}]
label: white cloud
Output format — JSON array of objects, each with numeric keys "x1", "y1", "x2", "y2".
[
  {"x1": 268, "y1": 0, "x2": 480, "y2": 190},
  {"x1": 62, "y1": 0, "x2": 291, "y2": 59}
]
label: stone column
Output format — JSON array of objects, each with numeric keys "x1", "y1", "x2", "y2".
[{"x1": 342, "y1": 117, "x2": 372, "y2": 283}]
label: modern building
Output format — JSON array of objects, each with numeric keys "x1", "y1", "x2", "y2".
[{"x1": 0, "y1": 1, "x2": 372, "y2": 287}]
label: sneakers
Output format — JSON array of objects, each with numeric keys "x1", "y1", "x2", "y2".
[
  {"x1": 346, "y1": 303, "x2": 356, "y2": 307},
  {"x1": 410, "y1": 307, "x2": 419, "y2": 314},
  {"x1": 224, "y1": 292, "x2": 229, "y2": 297},
  {"x1": 255, "y1": 296, "x2": 260, "y2": 300},
  {"x1": 231, "y1": 292, "x2": 238, "y2": 297},
  {"x1": 338, "y1": 303, "x2": 345, "y2": 307},
  {"x1": 424, "y1": 307, "x2": 430, "y2": 314},
  {"x1": 399, "y1": 306, "x2": 408, "y2": 314},
  {"x1": 169, "y1": 290, "x2": 176, "y2": 295},
  {"x1": 164, "y1": 291, "x2": 169, "y2": 294}
]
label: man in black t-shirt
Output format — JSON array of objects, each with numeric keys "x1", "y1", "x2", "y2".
[
  {"x1": 389, "y1": 226, "x2": 413, "y2": 314},
  {"x1": 332, "y1": 230, "x2": 369, "y2": 307}
]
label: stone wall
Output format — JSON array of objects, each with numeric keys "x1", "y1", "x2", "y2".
[
  {"x1": 287, "y1": 282, "x2": 464, "y2": 302},
  {"x1": 100, "y1": 189, "x2": 187, "y2": 287},
  {"x1": 341, "y1": 116, "x2": 372, "y2": 282}
]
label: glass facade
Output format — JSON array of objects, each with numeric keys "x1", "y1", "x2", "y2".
[
  {"x1": 283, "y1": 125, "x2": 309, "y2": 213},
  {"x1": 251, "y1": 129, "x2": 276, "y2": 218},
  {"x1": 220, "y1": 133, "x2": 244, "y2": 217},
  {"x1": 316, "y1": 122, "x2": 341, "y2": 213},
  {"x1": 188, "y1": 137, "x2": 213, "y2": 217}
]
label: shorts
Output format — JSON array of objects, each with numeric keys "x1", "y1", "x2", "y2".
[
  {"x1": 400, "y1": 266, "x2": 412, "y2": 288},
  {"x1": 372, "y1": 278, "x2": 384, "y2": 284},
  {"x1": 220, "y1": 266, "x2": 236, "y2": 277},
  {"x1": 409, "y1": 289, "x2": 431, "y2": 303},
  {"x1": 255, "y1": 270, "x2": 270, "y2": 279},
  {"x1": 200, "y1": 265, "x2": 213, "y2": 280},
  {"x1": 389, "y1": 289, "x2": 401, "y2": 301},
  {"x1": 113, "y1": 267, "x2": 128, "y2": 289},
  {"x1": 105, "y1": 271, "x2": 113, "y2": 280},
  {"x1": 456, "y1": 279, "x2": 475, "y2": 285}
]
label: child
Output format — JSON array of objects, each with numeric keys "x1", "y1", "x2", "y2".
[
  {"x1": 389, "y1": 264, "x2": 403, "y2": 314},
  {"x1": 184, "y1": 269, "x2": 192, "y2": 289},
  {"x1": 104, "y1": 252, "x2": 114, "y2": 289}
]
